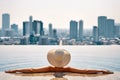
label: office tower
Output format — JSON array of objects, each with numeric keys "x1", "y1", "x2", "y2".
[
  {"x1": 115, "y1": 24, "x2": 120, "y2": 37},
  {"x1": 0, "y1": 29, "x2": 2, "y2": 37},
  {"x1": 11, "y1": 24, "x2": 18, "y2": 33},
  {"x1": 48, "y1": 23, "x2": 53, "y2": 37},
  {"x1": 79, "y1": 20, "x2": 83, "y2": 41},
  {"x1": 29, "y1": 16, "x2": 33, "y2": 34},
  {"x1": 39, "y1": 21, "x2": 44, "y2": 36},
  {"x1": 98, "y1": 16, "x2": 107, "y2": 37},
  {"x1": 23, "y1": 21, "x2": 30, "y2": 36},
  {"x1": 33, "y1": 20, "x2": 40, "y2": 35},
  {"x1": 53, "y1": 29, "x2": 57, "y2": 39},
  {"x1": 2, "y1": 13, "x2": 10, "y2": 36},
  {"x1": 32, "y1": 20, "x2": 44, "y2": 36},
  {"x1": 106, "y1": 19, "x2": 115, "y2": 38},
  {"x1": 70, "y1": 20, "x2": 78, "y2": 40},
  {"x1": 93, "y1": 26, "x2": 99, "y2": 42}
]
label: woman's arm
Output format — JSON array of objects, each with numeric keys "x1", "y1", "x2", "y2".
[
  {"x1": 5, "y1": 66, "x2": 52, "y2": 73},
  {"x1": 66, "y1": 67, "x2": 113, "y2": 74}
]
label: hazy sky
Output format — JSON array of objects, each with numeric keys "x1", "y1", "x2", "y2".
[{"x1": 0, "y1": 0, "x2": 120, "y2": 29}]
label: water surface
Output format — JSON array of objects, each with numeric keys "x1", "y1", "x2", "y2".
[{"x1": 0, "y1": 45, "x2": 120, "y2": 72}]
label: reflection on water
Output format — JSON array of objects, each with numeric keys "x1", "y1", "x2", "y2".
[
  {"x1": 12, "y1": 72, "x2": 110, "y2": 77},
  {"x1": 53, "y1": 72, "x2": 66, "y2": 78},
  {"x1": 0, "y1": 46, "x2": 120, "y2": 71}
]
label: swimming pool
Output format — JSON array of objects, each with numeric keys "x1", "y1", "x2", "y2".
[{"x1": 0, "y1": 45, "x2": 120, "y2": 72}]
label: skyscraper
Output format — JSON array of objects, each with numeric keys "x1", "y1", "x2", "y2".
[
  {"x1": 0, "y1": 30, "x2": 2, "y2": 37},
  {"x1": 70, "y1": 20, "x2": 78, "y2": 40},
  {"x1": 2, "y1": 13, "x2": 10, "y2": 36},
  {"x1": 115, "y1": 24, "x2": 120, "y2": 37},
  {"x1": 33, "y1": 20, "x2": 40, "y2": 35},
  {"x1": 106, "y1": 19, "x2": 115, "y2": 38},
  {"x1": 39, "y1": 21, "x2": 44, "y2": 36},
  {"x1": 29, "y1": 16, "x2": 33, "y2": 34},
  {"x1": 93, "y1": 26, "x2": 99, "y2": 42},
  {"x1": 53, "y1": 29, "x2": 57, "y2": 39},
  {"x1": 98, "y1": 16, "x2": 107, "y2": 37},
  {"x1": 79, "y1": 20, "x2": 83, "y2": 41},
  {"x1": 48, "y1": 23, "x2": 53, "y2": 38},
  {"x1": 11, "y1": 24, "x2": 18, "y2": 33},
  {"x1": 23, "y1": 21, "x2": 30, "y2": 36}
]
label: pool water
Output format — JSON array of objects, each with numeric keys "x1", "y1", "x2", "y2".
[{"x1": 0, "y1": 45, "x2": 120, "y2": 72}]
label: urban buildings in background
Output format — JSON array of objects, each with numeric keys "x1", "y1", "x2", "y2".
[
  {"x1": 70, "y1": 20, "x2": 78, "y2": 40},
  {"x1": 0, "y1": 13, "x2": 120, "y2": 45},
  {"x1": 98, "y1": 16, "x2": 115, "y2": 39},
  {"x1": 79, "y1": 20, "x2": 83, "y2": 41},
  {"x1": 93, "y1": 26, "x2": 99, "y2": 42}
]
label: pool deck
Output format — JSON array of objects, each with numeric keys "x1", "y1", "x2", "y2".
[{"x1": 0, "y1": 72, "x2": 120, "y2": 80}]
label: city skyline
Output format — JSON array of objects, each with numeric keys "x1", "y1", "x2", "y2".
[
  {"x1": 0, "y1": 13, "x2": 120, "y2": 37},
  {"x1": 0, "y1": 0, "x2": 120, "y2": 29},
  {"x1": 0, "y1": 13, "x2": 120, "y2": 45}
]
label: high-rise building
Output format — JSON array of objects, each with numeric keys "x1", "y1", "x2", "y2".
[
  {"x1": 0, "y1": 29, "x2": 2, "y2": 37},
  {"x1": 53, "y1": 29, "x2": 57, "y2": 39},
  {"x1": 11, "y1": 24, "x2": 18, "y2": 37},
  {"x1": 70, "y1": 20, "x2": 78, "y2": 40},
  {"x1": 33, "y1": 20, "x2": 40, "y2": 35},
  {"x1": 2, "y1": 13, "x2": 10, "y2": 36},
  {"x1": 23, "y1": 21, "x2": 30, "y2": 36},
  {"x1": 31, "y1": 19, "x2": 44, "y2": 36},
  {"x1": 39, "y1": 21, "x2": 44, "y2": 36},
  {"x1": 11, "y1": 24, "x2": 18, "y2": 33},
  {"x1": 48, "y1": 23, "x2": 53, "y2": 38},
  {"x1": 29, "y1": 16, "x2": 33, "y2": 34},
  {"x1": 115, "y1": 24, "x2": 120, "y2": 37},
  {"x1": 98, "y1": 16, "x2": 107, "y2": 37},
  {"x1": 79, "y1": 20, "x2": 83, "y2": 41},
  {"x1": 106, "y1": 19, "x2": 115, "y2": 38},
  {"x1": 93, "y1": 26, "x2": 99, "y2": 42}
]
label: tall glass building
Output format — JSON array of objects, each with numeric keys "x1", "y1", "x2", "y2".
[
  {"x1": 33, "y1": 20, "x2": 41, "y2": 35},
  {"x1": 98, "y1": 16, "x2": 107, "y2": 37},
  {"x1": 79, "y1": 20, "x2": 83, "y2": 41},
  {"x1": 23, "y1": 21, "x2": 30, "y2": 36},
  {"x1": 48, "y1": 23, "x2": 53, "y2": 38},
  {"x1": 39, "y1": 21, "x2": 44, "y2": 36},
  {"x1": 70, "y1": 20, "x2": 78, "y2": 40},
  {"x1": 29, "y1": 16, "x2": 33, "y2": 34},
  {"x1": 106, "y1": 19, "x2": 115, "y2": 38},
  {"x1": 93, "y1": 26, "x2": 99, "y2": 42},
  {"x1": 11, "y1": 24, "x2": 18, "y2": 33},
  {"x1": 2, "y1": 13, "x2": 10, "y2": 33},
  {"x1": 53, "y1": 29, "x2": 57, "y2": 39}
]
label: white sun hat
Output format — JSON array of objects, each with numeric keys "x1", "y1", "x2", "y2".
[{"x1": 47, "y1": 49, "x2": 71, "y2": 67}]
